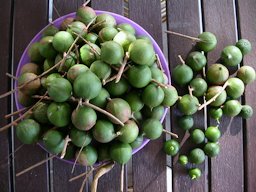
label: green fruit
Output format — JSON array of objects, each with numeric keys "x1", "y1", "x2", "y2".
[
  {"x1": 178, "y1": 95, "x2": 199, "y2": 115},
  {"x1": 133, "y1": 111, "x2": 143, "y2": 122},
  {"x1": 18, "y1": 73, "x2": 41, "y2": 95},
  {"x1": 44, "y1": 73, "x2": 62, "y2": 88},
  {"x1": 105, "y1": 78, "x2": 129, "y2": 96},
  {"x1": 205, "y1": 126, "x2": 221, "y2": 142},
  {"x1": 16, "y1": 119, "x2": 41, "y2": 144},
  {"x1": 209, "y1": 108, "x2": 223, "y2": 122},
  {"x1": 52, "y1": 31, "x2": 74, "y2": 52},
  {"x1": 85, "y1": 33, "x2": 98, "y2": 43},
  {"x1": 189, "y1": 78, "x2": 208, "y2": 97},
  {"x1": 222, "y1": 100, "x2": 242, "y2": 117},
  {"x1": 80, "y1": 43, "x2": 101, "y2": 66},
  {"x1": 237, "y1": 66, "x2": 256, "y2": 84},
  {"x1": 55, "y1": 52, "x2": 76, "y2": 72},
  {"x1": 117, "y1": 120, "x2": 139, "y2": 144},
  {"x1": 137, "y1": 35, "x2": 151, "y2": 43},
  {"x1": 76, "y1": 145, "x2": 98, "y2": 166},
  {"x1": 164, "y1": 139, "x2": 180, "y2": 156},
  {"x1": 142, "y1": 118, "x2": 163, "y2": 140},
  {"x1": 92, "y1": 120, "x2": 116, "y2": 143},
  {"x1": 178, "y1": 115, "x2": 194, "y2": 130},
  {"x1": 113, "y1": 31, "x2": 136, "y2": 51},
  {"x1": 172, "y1": 64, "x2": 193, "y2": 86},
  {"x1": 76, "y1": 6, "x2": 96, "y2": 25},
  {"x1": 189, "y1": 168, "x2": 201, "y2": 180},
  {"x1": 191, "y1": 129, "x2": 205, "y2": 144},
  {"x1": 72, "y1": 106, "x2": 97, "y2": 131},
  {"x1": 42, "y1": 25, "x2": 59, "y2": 37},
  {"x1": 226, "y1": 78, "x2": 245, "y2": 99},
  {"x1": 239, "y1": 105, "x2": 253, "y2": 119},
  {"x1": 126, "y1": 65, "x2": 152, "y2": 88},
  {"x1": 130, "y1": 134, "x2": 144, "y2": 149},
  {"x1": 143, "y1": 105, "x2": 165, "y2": 120},
  {"x1": 47, "y1": 77, "x2": 72, "y2": 102},
  {"x1": 67, "y1": 64, "x2": 89, "y2": 82},
  {"x1": 236, "y1": 39, "x2": 252, "y2": 56},
  {"x1": 186, "y1": 51, "x2": 207, "y2": 71},
  {"x1": 206, "y1": 86, "x2": 227, "y2": 107},
  {"x1": 18, "y1": 91, "x2": 34, "y2": 107},
  {"x1": 43, "y1": 59, "x2": 56, "y2": 72},
  {"x1": 39, "y1": 36, "x2": 57, "y2": 59},
  {"x1": 97, "y1": 144, "x2": 110, "y2": 161},
  {"x1": 124, "y1": 92, "x2": 144, "y2": 112},
  {"x1": 28, "y1": 42, "x2": 44, "y2": 63},
  {"x1": 162, "y1": 86, "x2": 179, "y2": 107},
  {"x1": 47, "y1": 102, "x2": 71, "y2": 127},
  {"x1": 206, "y1": 64, "x2": 229, "y2": 85},
  {"x1": 90, "y1": 88, "x2": 110, "y2": 108},
  {"x1": 150, "y1": 67, "x2": 165, "y2": 83},
  {"x1": 117, "y1": 23, "x2": 135, "y2": 35},
  {"x1": 196, "y1": 32, "x2": 217, "y2": 52},
  {"x1": 178, "y1": 155, "x2": 188, "y2": 165},
  {"x1": 142, "y1": 84, "x2": 164, "y2": 108},
  {"x1": 221, "y1": 45, "x2": 243, "y2": 66},
  {"x1": 20, "y1": 63, "x2": 41, "y2": 75},
  {"x1": 106, "y1": 98, "x2": 131, "y2": 124},
  {"x1": 110, "y1": 142, "x2": 132, "y2": 164},
  {"x1": 189, "y1": 148, "x2": 205, "y2": 164},
  {"x1": 43, "y1": 130, "x2": 64, "y2": 154},
  {"x1": 204, "y1": 142, "x2": 220, "y2": 157},
  {"x1": 33, "y1": 102, "x2": 49, "y2": 124},
  {"x1": 99, "y1": 27, "x2": 118, "y2": 42},
  {"x1": 128, "y1": 39, "x2": 155, "y2": 65},
  {"x1": 101, "y1": 41, "x2": 124, "y2": 65},
  {"x1": 95, "y1": 14, "x2": 116, "y2": 31},
  {"x1": 70, "y1": 128, "x2": 92, "y2": 147},
  {"x1": 67, "y1": 21, "x2": 87, "y2": 41},
  {"x1": 90, "y1": 60, "x2": 111, "y2": 81},
  {"x1": 73, "y1": 70, "x2": 102, "y2": 100}
]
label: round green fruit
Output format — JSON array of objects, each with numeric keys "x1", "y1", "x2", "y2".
[
  {"x1": 221, "y1": 45, "x2": 243, "y2": 67},
  {"x1": 142, "y1": 118, "x2": 163, "y2": 140},
  {"x1": 206, "y1": 64, "x2": 229, "y2": 85},
  {"x1": 239, "y1": 105, "x2": 253, "y2": 119},
  {"x1": 191, "y1": 129, "x2": 205, "y2": 144},
  {"x1": 186, "y1": 51, "x2": 207, "y2": 71},
  {"x1": 189, "y1": 148, "x2": 205, "y2": 164},
  {"x1": 110, "y1": 142, "x2": 132, "y2": 164},
  {"x1": 196, "y1": 32, "x2": 217, "y2": 52},
  {"x1": 236, "y1": 39, "x2": 252, "y2": 55},
  {"x1": 164, "y1": 139, "x2": 180, "y2": 156},
  {"x1": 47, "y1": 102, "x2": 71, "y2": 127},
  {"x1": 52, "y1": 31, "x2": 74, "y2": 53},
  {"x1": 204, "y1": 142, "x2": 220, "y2": 157},
  {"x1": 222, "y1": 100, "x2": 242, "y2": 117},
  {"x1": 178, "y1": 94, "x2": 199, "y2": 115},
  {"x1": 205, "y1": 126, "x2": 221, "y2": 142}
]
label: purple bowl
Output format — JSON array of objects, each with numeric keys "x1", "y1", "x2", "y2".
[{"x1": 15, "y1": 11, "x2": 170, "y2": 164}]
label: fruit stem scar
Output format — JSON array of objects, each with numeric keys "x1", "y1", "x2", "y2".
[
  {"x1": 188, "y1": 86, "x2": 194, "y2": 97},
  {"x1": 162, "y1": 129, "x2": 179, "y2": 138},
  {"x1": 60, "y1": 135, "x2": 71, "y2": 159},
  {"x1": 165, "y1": 30, "x2": 201, "y2": 42},
  {"x1": 115, "y1": 52, "x2": 129, "y2": 83}
]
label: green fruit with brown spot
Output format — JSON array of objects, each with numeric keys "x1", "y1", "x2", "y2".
[
  {"x1": 76, "y1": 6, "x2": 96, "y2": 25},
  {"x1": 18, "y1": 73, "x2": 41, "y2": 95},
  {"x1": 70, "y1": 127, "x2": 92, "y2": 147},
  {"x1": 42, "y1": 24, "x2": 59, "y2": 37},
  {"x1": 39, "y1": 36, "x2": 57, "y2": 59},
  {"x1": 33, "y1": 102, "x2": 49, "y2": 124},
  {"x1": 28, "y1": 42, "x2": 44, "y2": 63},
  {"x1": 206, "y1": 64, "x2": 229, "y2": 85},
  {"x1": 76, "y1": 145, "x2": 98, "y2": 166},
  {"x1": 206, "y1": 86, "x2": 227, "y2": 107},
  {"x1": 17, "y1": 91, "x2": 34, "y2": 107},
  {"x1": 186, "y1": 51, "x2": 207, "y2": 72},
  {"x1": 20, "y1": 63, "x2": 41, "y2": 75},
  {"x1": 95, "y1": 13, "x2": 116, "y2": 31},
  {"x1": 237, "y1": 66, "x2": 256, "y2": 84},
  {"x1": 60, "y1": 17, "x2": 74, "y2": 30},
  {"x1": 67, "y1": 64, "x2": 89, "y2": 82}
]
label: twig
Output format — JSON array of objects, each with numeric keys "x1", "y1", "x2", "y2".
[
  {"x1": 151, "y1": 79, "x2": 168, "y2": 88},
  {"x1": 188, "y1": 86, "x2": 194, "y2": 97},
  {"x1": 79, "y1": 166, "x2": 94, "y2": 192},
  {"x1": 155, "y1": 54, "x2": 164, "y2": 72},
  {"x1": 162, "y1": 129, "x2": 179, "y2": 138},
  {"x1": 71, "y1": 140, "x2": 87, "y2": 174},
  {"x1": 5, "y1": 107, "x2": 28, "y2": 119},
  {"x1": 88, "y1": 20, "x2": 106, "y2": 32},
  {"x1": 165, "y1": 30, "x2": 201, "y2": 42},
  {"x1": 83, "y1": 0, "x2": 91, "y2": 6},
  {"x1": 60, "y1": 136, "x2": 71, "y2": 159},
  {"x1": 120, "y1": 164, "x2": 124, "y2": 192},
  {"x1": 6, "y1": 73, "x2": 18, "y2": 80},
  {"x1": 178, "y1": 55, "x2": 185, "y2": 64},
  {"x1": 115, "y1": 52, "x2": 129, "y2": 83}
]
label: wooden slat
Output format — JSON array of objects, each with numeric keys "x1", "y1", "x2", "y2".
[
  {"x1": 129, "y1": 1, "x2": 166, "y2": 191},
  {"x1": 0, "y1": 0, "x2": 12, "y2": 191},
  {"x1": 90, "y1": 1, "x2": 124, "y2": 191},
  {"x1": 166, "y1": 1, "x2": 208, "y2": 191},
  {"x1": 202, "y1": 1, "x2": 244, "y2": 192},
  {"x1": 236, "y1": 1, "x2": 256, "y2": 191},
  {"x1": 13, "y1": 1, "x2": 49, "y2": 192}
]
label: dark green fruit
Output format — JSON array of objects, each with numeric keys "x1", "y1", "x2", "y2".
[
  {"x1": 101, "y1": 41, "x2": 124, "y2": 65},
  {"x1": 85, "y1": 33, "x2": 98, "y2": 43},
  {"x1": 237, "y1": 66, "x2": 256, "y2": 84},
  {"x1": 20, "y1": 63, "x2": 41, "y2": 75},
  {"x1": 47, "y1": 102, "x2": 71, "y2": 127},
  {"x1": 117, "y1": 23, "x2": 135, "y2": 35},
  {"x1": 164, "y1": 139, "x2": 180, "y2": 156},
  {"x1": 60, "y1": 17, "x2": 74, "y2": 30},
  {"x1": 39, "y1": 36, "x2": 57, "y2": 59},
  {"x1": 239, "y1": 105, "x2": 253, "y2": 119},
  {"x1": 189, "y1": 168, "x2": 201, "y2": 180},
  {"x1": 95, "y1": 13, "x2": 116, "y2": 31},
  {"x1": 206, "y1": 64, "x2": 229, "y2": 85},
  {"x1": 72, "y1": 106, "x2": 97, "y2": 131},
  {"x1": 117, "y1": 120, "x2": 139, "y2": 144},
  {"x1": 178, "y1": 94, "x2": 199, "y2": 115},
  {"x1": 42, "y1": 25, "x2": 59, "y2": 37},
  {"x1": 110, "y1": 142, "x2": 132, "y2": 164},
  {"x1": 64, "y1": 144, "x2": 76, "y2": 160},
  {"x1": 206, "y1": 86, "x2": 227, "y2": 107},
  {"x1": 128, "y1": 39, "x2": 155, "y2": 65},
  {"x1": 76, "y1": 5, "x2": 96, "y2": 25},
  {"x1": 196, "y1": 32, "x2": 217, "y2": 52},
  {"x1": 222, "y1": 100, "x2": 242, "y2": 117},
  {"x1": 92, "y1": 120, "x2": 116, "y2": 143},
  {"x1": 178, "y1": 115, "x2": 194, "y2": 130},
  {"x1": 189, "y1": 148, "x2": 205, "y2": 164},
  {"x1": 236, "y1": 39, "x2": 252, "y2": 55},
  {"x1": 124, "y1": 92, "x2": 144, "y2": 112},
  {"x1": 90, "y1": 88, "x2": 110, "y2": 108},
  {"x1": 209, "y1": 108, "x2": 223, "y2": 122},
  {"x1": 47, "y1": 77, "x2": 72, "y2": 102},
  {"x1": 16, "y1": 119, "x2": 41, "y2": 144},
  {"x1": 221, "y1": 45, "x2": 243, "y2": 66},
  {"x1": 133, "y1": 111, "x2": 143, "y2": 122},
  {"x1": 52, "y1": 31, "x2": 74, "y2": 53},
  {"x1": 205, "y1": 126, "x2": 221, "y2": 142},
  {"x1": 126, "y1": 65, "x2": 152, "y2": 88},
  {"x1": 43, "y1": 130, "x2": 64, "y2": 154},
  {"x1": 97, "y1": 144, "x2": 110, "y2": 161},
  {"x1": 33, "y1": 102, "x2": 49, "y2": 124},
  {"x1": 99, "y1": 27, "x2": 118, "y2": 42},
  {"x1": 178, "y1": 155, "x2": 188, "y2": 165},
  {"x1": 76, "y1": 145, "x2": 98, "y2": 166},
  {"x1": 191, "y1": 129, "x2": 205, "y2": 144},
  {"x1": 73, "y1": 70, "x2": 102, "y2": 100},
  {"x1": 28, "y1": 42, "x2": 44, "y2": 63},
  {"x1": 67, "y1": 21, "x2": 87, "y2": 41},
  {"x1": 226, "y1": 78, "x2": 245, "y2": 99},
  {"x1": 142, "y1": 84, "x2": 164, "y2": 108},
  {"x1": 172, "y1": 63, "x2": 193, "y2": 86},
  {"x1": 18, "y1": 73, "x2": 41, "y2": 95},
  {"x1": 90, "y1": 60, "x2": 111, "y2": 81},
  {"x1": 80, "y1": 43, "x2": 101, "y2": 66},
  {"x1": 113, "y1": 31, "x2": 136, "y2": 51},
  {"x1": 162, "y1": 86, "x2": 179, "y2": 107},
  {"x1": 142, "y1": 105, "x2": 165, "y2": 120},
  {"x1": 43, "y1": 59, "x2": 56, "y2": 72},
  {"x1": 130, "y1": 134, "x2": 144, "y2": 149},
  {"x1": 18, "y1": 91, "x2": 34, "y2": 107},
  {"x1": 189, "y1": 78, "x2": 208, "y2": 97},
  {"x1": 204, "y1": 142, "x2": 220, "y2": 157},
  {"x1": 67, "y1": 64, "x2": 88, "y2": 82},
  {"x1": 70, "y1": 128, "x2": 92, "y2": 147},
  {"x1": 150, "y1": 67, "x2": 165, "y2": 83},
  {"x1": 142, "y1": 118, "x2": 163, "y2": 140},
  {"x1": 55, "y1": 52, "x2": 76, "y2": 72},
  {"x1": 105, "y1": 78, "x2": 129, "y2": 96},
  {"x1": 186, "y1": 51, "x2": 207, "y2": 71}
]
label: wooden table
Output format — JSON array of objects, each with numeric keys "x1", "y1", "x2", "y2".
[{"x1": 0, "y1": 0, "x2": 255, "y2": 191}]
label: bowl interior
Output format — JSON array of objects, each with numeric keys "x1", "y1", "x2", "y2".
[{"x1": 15, "y1": 10, "x2": 170, "y2": 164}]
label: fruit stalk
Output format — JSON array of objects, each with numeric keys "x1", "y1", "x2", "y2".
[
  {"x1": 165, "y1": 30, "x2": 201, "y2": 42},
  {"x1": 115, "y1": 52, "x2": 129, "y2": 83}
]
